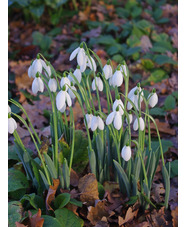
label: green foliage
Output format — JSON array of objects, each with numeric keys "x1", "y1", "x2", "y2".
[
  {"x1": 166, "y1": 160, "x2": 178, "y2": 178},
  {"x1": 54, "y1": 193, "x2": 71, "y2": 209},
  {"x1": 54, "y1": 208, "x2": 84, "y2": 227},
  {"x1": 32, "y1": 31, "x2": 52, "y2": 53},
  {"x1": 8, "y1": 201, "x2": 23, "y2": 227},
  {"x1": 20, "y1": 193, "x2": 45, "y2": 210},
  {"x1": 42, "y1": 215, "x2": 61, "y2": 227},
  {"x1": 164, "y1": 94, "x2": 176, "y2": 111}
]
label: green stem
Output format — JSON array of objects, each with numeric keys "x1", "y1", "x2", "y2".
[{"x1": 69, "y1": 107, "x2": 75, "y2": 173}]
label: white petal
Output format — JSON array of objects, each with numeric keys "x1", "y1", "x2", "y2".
[
  {"x1": 48, "y1": 78, "x2": 57, "y2": 92},
  {"x1": 128, "y1": 86, "x2": 137, "y2": 99},
  {"x1": 97, "y1": 116, "x2": 104, "y2": 130},
  {"x1": 32, "y1": 59, "x2": 42, "y2": 77},
  {"x1": 109, "y1": 76, "x2": 113, "y2": 86},
  {"x1": 59, "y1": 103, "x2": 66, "y2": 113},
  {"x1": 92, "y1": 79, "x2": 96, "y2": 91},
  {"x1": 106, "y1": 111, "x2": 115, "y2": 125},
  {"x1": 45, "y1": 65, "x2": 51, "y2": 77},
  {"x1": 8, "y1": 118, "x2": 17, "y2": 134},
  {"x1": 103, "y1": 64, "x2": 112, "y2": 79},
  {"x1": 68, "y1": 86, "x2": 76, "y2": 99},
  {"x1": 133, "y1": 118, "x2": 139, "y2": 131},
  {"x1": 148, "y1": 93, "x2": 158, "y2": 108},
  {"x1": 8, "y1": 105, "x2": 11, "y2": 113},
  {"x1": 80, "y1": 60, "x2": 87, "y2": 72},
  {"x1": 139, "y1": 117, "x2": 145, "y2": 131},
  {"x1": 77, "y1": 48, "x2": 86, "y2": 66},
  {"x1": 56, "y1": 90, "x2": 65, "y2": 110},
  {"x1": 28, "y1": 65, "x2": 33, "y2": 78},
  {"x1": 69, "y1": 47, "x2": 80, "y2": 61},
  {"x1": 120, "y1": 65, "x2": 127, "y2": 77},
  {"x1": 112, "y1": 70, "x2": 123, "y2": 87},
  {"x1": 32, "y1": 78, "x2": 40, "y2": 94},
  {"x1": 38, "y1": 77, "x2": 44, "y2": 92},
  {"x1": 127, "y1": 95, "x2": 135, "y2": 110},
  {"x1": 126, "y1": 114, "x2": 133, "y2": 125},
  {"x1": 65, "y1": 92, "x2": 72, "y2": 107},
  {"x1": 91, "y1": 116, "x2": 98, "y2": 131},
  {"x1": 73, "y1": 69, "x2": 82, "y2": 83},
  {"x1": 60, "y1": 77, "x2": 70, "y2": 90},
  {"x1": 113, "y1": 112, "x2": 122, "y2": 130},
  {"x1": 85, "y1": 114, "x2": 93, "y2": 129},
  {"x1": 113, "y1": 99, "x2": 124, "y2": 115},
  {"x1": 134, "y1": 95, "x2": 139, "y2": 110},
  {"x1": 121, "y1": 146, "x2": 131, "y2": 161},
  {"x1": 97, "y1": 78, "x2": 103, "y2": 91},
  {"x1": 87, "y1": 56, "x2": 97, "y2": 72}
]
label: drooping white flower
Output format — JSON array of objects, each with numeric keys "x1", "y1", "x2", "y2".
[
  {"x1": 68, "y1": 67, "x2": 82, "y2": 84},
  {"x1": 32, "y1": 76, "x2": 44, "y2": 94},
  {"x1": 148, "y1": 90, "x2": 158, "y2": 108},
  {"x1": 106, "y1": 110, "x2": 122, "y2": 130},
  {"x1": 121, "y1": 145, "x2": 131, "y2": 161},
  {"x1": 113, "y1": 98, "x2": 124, "y2": 115},
  {"x1": 8, "y1": 106, "x2": 17, "y2": 134},
  {"x1": 42, "y1": 61, "x2": 51, "y2": 77},
  {"x1": 60, "y1": 76, "x2": 71, "y2": 91},
  {"x1": 68, "y1": 83, "x2": 77, "y2": 99},
  {"x1": 48, "y1": 78, "x2": 57, "y2": 92},
  {"x1": 92, "y1": 76, "x2": 103, "y2": 92},
  {"x1": 69, "y1": 46, "x2": 87, "y2": 67},
  {"x1": 133, "y1": 117, "x2": 145, "y2": 131},
  {"x1": 84, "y1": 113, "x2": 93, "y2": 129},
  {"x1": 87, "y1": 56, "x2": 97, "y2": 72},
  {"x1": 112, "y1": 68, "x2": 123, "y2": 87},
  {"x1": 126, "y1": 113, "x2": 133, "y2": 125},
  {"x1": 90, "y1": 115, "x2": 104, "y2": 131},
  {"x1": 127, "y1": 84, "x2": 143, "y2": 110},
  {"x1": 103, "y1": 62, "x2": 112, "y2": 79},
  {"x1": 59, "y1": 103, "x2": 66, "y2": 113},
  {"x1": 28, "y1": 57, "x2": 49, "y2": 78},
  {"x1": 56, "y1": 89, "x2": 72, "y2": 111}
]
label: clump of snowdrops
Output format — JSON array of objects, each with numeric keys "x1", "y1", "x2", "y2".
[{"x1": 8, "y1": 42, "x2": 170, "y2": 209}]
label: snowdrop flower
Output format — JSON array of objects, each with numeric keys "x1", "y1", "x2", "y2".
[
  {"x1": 113, "y1": 96, "x2": 124, "y2": 115},
  {"x1": 112, "y1": 67, "x2": 123, "y2": 87},
  {"x1": 102, "y1": 60, "x2": 112, "y2": 80},
  {"x1": 42, "y1": 62, "x2": 51, "y2": 77},
  {"x1": 56, "y1": 86, "x2": 72, "y2": 111},
  {"x1": 133, "y1": 116, "x2": 145, "y2": 131},
  {"x1": 8, "y1": 106, "x2": 17, "y2": 134},
  {"x1": 90, "y1": 114, "x2": 104, "y2": 131},
  {"x1": 121, "y1": 145, "x2": 131, "y2": 161},
  {"x1": 148, "y1": 89, "x2": 158, "y2": 108},
  {"x1": 48, "y1": 77, "x2": 57, "y2": 92},
  {"x1": 87, "y1": 56, "x2": 97, "y2": 72},
  {"x1": 28, "y1": 56, "x2": 47, "y2": 78},
  {"x1": 68, "y1": 66, "x2": 82, "y2": 84},
  {"x1": 106, "y1": 107, "x2": 122, "y2": 130},
  {"x1": 68, "y1": 82, "x2": 77, "y2": 99},
  {"x1": 84, "y1": 112, "x2": 93, "y2": 129},
  {"x1": 92, "y1": 75, "x2": 103, "y2": 92},
  {"x1": 32, "y1": 75, "x2": 44, "y2": 94},
  {"x1": 126, "y1": 112, "x2": 133, "y2": 125},
  {"x1": 60, "y1": 74, "x2": 71, "y2": 91},
  {"x1": 127, "y1": 83, "x2": 143, "y2": 110},
  {"x1": 69, "y1": 44, "x2": 87, "y2": 67}
]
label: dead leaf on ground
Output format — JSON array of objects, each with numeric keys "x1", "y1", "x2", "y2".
[
  {"x1": 15, "y1": 222, "x2": 28, "y2": 227},
  {"x1": 120, "y1": 207, "x2": 139, "y2": 225},
  {"x1": 150, "y1": 119, "x2": 176, "y2": 135},
  {"x1": 15, "y1": 72, "x2": 33, "y2": 90},
  {"x1": 46, "y1": 179, "x2": 60, "y2": 211},
  {"x1": 148, "y1": 207, "x2": 167, "y2": 226},
  {"x1": 87, "y1": 200, "x2": 109, "y2": 225},
  {"x1": 171, "y1": 206, "x2": 178, "y2": 227},
  {"x1": 151, "y1": 182, "x2": 165, "y2": 204},
  {"x1": 9, "y1": 60, "x2": 30, "y2": 76},
  {"x1": 78, "y1": 173, "x2": 99, "y2": 206},
  {"x1": 28, "y1": 209, "x2": 44, "y2": 227},
  {"x1": 140, "y1": 35, "x2": 152, "y2": 53},
  {"x1": 70, "y1": 168, "x2": 79, "y2": 187}
]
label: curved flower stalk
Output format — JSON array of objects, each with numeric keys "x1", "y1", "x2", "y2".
[
  {"x1": 8, "y1": 105, "x2": 17, "y2": 134},
  {"x1": 32, "y1": 75, "x2": 44, "y2": 94},
  {"x1": 127, "y1": 83, "x2": 143, "y2": 110},
  {"x1": 102, "y1": 61, "x2": 112, "y2": 80},
  {"x1": 148, "y1": 89, "x2": 158, "y2": 108},
  {"x1": 90, "y1": 114, "x2": 104, "y2": 131},
  {"x1": 121, "y1": 145, "x2": 131, "y2": 161},
  {"x1": 48, "y1": 77, "x2": 57, "y2": 92},
  {"x1": 106, "y1": 107, "x2": 123, "y2": 130},
  {"x1": 133, "y1": 116, "x2": 145, "y2": 131},
  {"x1": 92, "y1": 75, "x2": 103, "y2": 92},
  {"x1": 56, "y1": 86, "x2": 72, "y2": 111}
]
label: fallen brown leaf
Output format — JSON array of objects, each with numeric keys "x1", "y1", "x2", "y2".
[
  {"x1": 151, "y1": 182, "x2": 165, "y2": 204},
  {"x1": 46, "y1": 179, "x2": 60, "y2": 211},
  {"x1": 78, "y1": 173, "x2": 99, "y2": 206},
  {"x1": 70, "y1": 168, "x2": 79, "y2": 187},
  {"x1": 87, "y1": 200, "x2": 109, "y2": 225},
  {"x1": 150, "y1": 119, "x2": 176, "y2": 135},
  {"x1": 28, "y1": 209, "x2": 44, "y2": 227},
  {"x1": 123, "y1": 207, "x2": 139, "y2": 225},
  {"x1": 171, "y1": 206, "x2": 178, "y2": 227},
  {"x1": 140, "y1": 35, "x2": 152, "y2": 53},
  {"x1": 15, "y1": 222, "x2": 28, "y2": 227}
]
